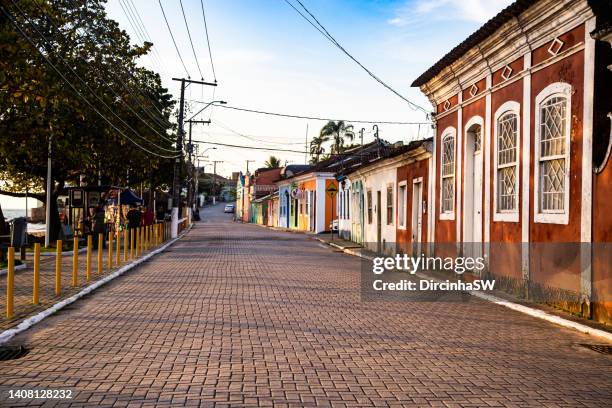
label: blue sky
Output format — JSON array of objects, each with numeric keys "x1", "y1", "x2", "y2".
[{"x1": 1, "y1": 0, "x2": 513, "y2": 209}]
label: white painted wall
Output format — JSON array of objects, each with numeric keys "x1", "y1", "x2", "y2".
[
  {"x1": 315, "y1": 177, "x2": 328, "y2": 233},
  {"x1": 361, "y1": 167, "x2": 397, "y2": 247},
  {"x1": 338, "y1": 177, "x2": 352, "y2": 239}
]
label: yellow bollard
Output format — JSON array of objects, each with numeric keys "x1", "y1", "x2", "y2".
[
  {"x1": 6, "y1": 247, "x2": 14, "y2": 319},
  {"x1": 144, "y1": 225, "x2": 148, "y2": 252},
  {"x1": 116, "y1": 229, "x2": 121, "y2": 266},
  {"x1": 123, "y1": 229, "x2": 128, "y2": 262},
  {"x1": 33, "y1": 243, "x2": 40, "y2": 305},
  {"x1": 55, "y1": 240, "x2": 62, "y2": 296},
  {"x1": 135, "y1": 227, "x2": 140, "y2": 257},
  {"x1": 108, "y1": 231, "x2": 113, "y2": 272},
  {"x1": 97, "y1": 233, "x2": 103, "y2": 275},
  {"x1": 130, "y1": 228, "x2": 134, "y2": 259},
  {"x1": 72, "y1": 237, "x2": 78, "y2": 287},
  {"x1": 86, "y1": 235, "x2": 92, "y2": 282}
]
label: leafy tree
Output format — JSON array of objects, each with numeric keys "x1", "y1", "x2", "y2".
[
  {"x1": 264, "y1": 155, "x2": 281, "y2": 168},
  {"x1": 319, "y1": 120, "x2": 355, "y2": 155},
  {"x1": 0, "y1": 0, "x2": 176, "y2": 242},
  {"x1": 309, "y1": 136, "x2": 326, "y2": 164}
]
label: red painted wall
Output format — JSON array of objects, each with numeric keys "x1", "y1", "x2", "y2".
[
  {"x1": 396, "y1": 158, "x2": 430, "y2": 251},
  {"x1": 435, "y1": 111, "x2": 458, "y2": 244}
]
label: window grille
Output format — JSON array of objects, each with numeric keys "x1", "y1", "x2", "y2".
[
  {"x1": 539, "y1": 96, "x2": 567, "y2": 212},
  {"x1": 441, "y1": 135, "x2": 455, "y2": 213},
  {"x1": 496, "y1": 113, "x2": 518, "y2": 212},
  {"x1": 386, "y1": 186, "x2": 393, "y2": 225}
]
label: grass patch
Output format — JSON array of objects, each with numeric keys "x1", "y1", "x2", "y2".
[{"x1": 0, "y1": 260, "x2": 23, "y2": 269}]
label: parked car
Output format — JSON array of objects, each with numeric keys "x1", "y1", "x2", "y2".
[{"x1": 224, "y1": 204, "x2": 235, "y2": 213}]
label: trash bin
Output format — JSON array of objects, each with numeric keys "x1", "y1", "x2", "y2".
[{"x1": 10, "y1": 217, "x2": 27, "y2": 248}]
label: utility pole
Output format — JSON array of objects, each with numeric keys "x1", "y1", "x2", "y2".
[
  {"x1": 245, "y1": 160, "x2": 255, "y2": 174},
  {"x1": 304, "y1": 123, "x2": 309, "y2": 164},
  {"x1": 171, "y1": 77, "x2": 216, "y2": 238},
  {"x1": 186, "y1": 119, "x2": 211, "y2": 214},
  {"x1": 44, "y1": 135, "x2": 52, "y2": 248},
  {"x1": 242, "y1": 160, "x2": 255, "y2": 221},
  {"x1": 212, "y1": 160, "x2": 224, "y2": 204}
]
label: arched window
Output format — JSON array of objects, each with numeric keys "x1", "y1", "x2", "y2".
[
  {"x1": 534, "y1": 83, "x2": 571, "y2": 224},
  {"x1": 440, "y1": 130, "x2": 456, "y2": 219},
  {"x1": 493, "y1": 102, "x2": 520, "y2": 222}
]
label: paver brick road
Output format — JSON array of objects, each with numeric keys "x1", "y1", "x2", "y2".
[{"x1": 0, "y1": 205, "x2": 610, "y2": 407}]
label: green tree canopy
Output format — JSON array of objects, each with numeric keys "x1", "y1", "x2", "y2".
[
  {"x1": 0, "y1": 0, "x2": 176, "y2": 240},
  {"x1": 264, "y1": 155, "x2": 281, "y2": 168}
]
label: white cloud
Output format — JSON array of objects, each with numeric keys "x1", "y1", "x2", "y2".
[{"x1": 389, "y1": 0, "x2": 514, "y2": 27}]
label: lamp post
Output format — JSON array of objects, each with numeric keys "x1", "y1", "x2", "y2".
[{"x1": 44, "y1": 135, "x2": 52, "y2": 248}]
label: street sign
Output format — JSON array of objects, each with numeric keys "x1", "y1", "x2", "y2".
[{"x1": 326, "y1": 183, "x2": 338, "y2": 197}]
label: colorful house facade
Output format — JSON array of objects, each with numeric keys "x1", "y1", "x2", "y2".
[
  {"x1": 411, "y1": 0, "x2": 612, "y2": 323},
  {"x1": 340, "y1": 140, "x2": 433, "y2": 254},
  {"x1": 276, "y1": 170, "x2": 337, "y2": 234}
]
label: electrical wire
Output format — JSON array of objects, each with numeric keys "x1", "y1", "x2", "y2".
[
  {"x1": 191, "y1": 140, "x2": 308, "y2": 154},
  {"x1": 189, "y1": 100, "x2": 431, "y2": 125},
  {"x1": 59, "y1": 0, "x2": 172, "y2": 129},
  {"x1": 158, "y1": 0, "x2": 190, "y2": 78},
  {"x1": 199, "y1": 0, "x2": 217, "y2": 82},
  {"x1": 283, "y1": 0, "x2": 430, "y2": 115},
  {"x1": 31, "y1": 0, "x2": 175, "y2": 144},
  {"x1": 0, "y1": 4, "x2": 179, "y2": 159},
  {"x1": 179, "y1": 0, "x2": 205, "y2": 80},
  {"x1": 122, "y1": 0, "x2": 168, "y2": 71}
]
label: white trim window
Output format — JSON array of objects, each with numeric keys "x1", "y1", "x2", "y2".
[
  {"x1": 493, "y1": 102, "x2": 520, "y2": 222},
  {"x1": 534, "y1": 83, "x2": 572, "y2": 224},
  {"x1": 440, "y1": 129, "x2": 456, "y2": 220},
  {"x1": 398, "y1": 181, "x2": 407, "y2": 230},
  {"x1": 386, "y1": 184, "x2": 394, "y2": 225}
]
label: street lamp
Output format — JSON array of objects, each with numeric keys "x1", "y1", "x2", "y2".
[{"x1": 187, "y1": 100, "x2": 227, "y2": 122}]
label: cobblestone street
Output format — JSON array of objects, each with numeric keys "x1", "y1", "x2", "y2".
[{"x1": 0, "y1": 205, "x2": 610, "y2": 407}]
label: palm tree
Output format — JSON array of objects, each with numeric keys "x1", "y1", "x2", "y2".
[
  {"x1": 264, "y1": 155, "x2": 281, "y2": 168},
  {"x1": 319, "y1": 120, "x2": 355, "y2": 156},
  {"x1": 309, "y1": 136, "x2": 326, "y2": 164}
]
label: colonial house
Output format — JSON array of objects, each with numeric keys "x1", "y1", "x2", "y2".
[
  {"x1": 276, "y1": 165, "x2": 311, "y2": 229},
  {"x1": 267, "y1": 192, "x2": 279, "y2": 227},
  {"x1": 411, "y1": 0, "x2": 612, "y2": 323},
  {"x1": 235, "y1": 168, "x2": 281, "y2": 223},
  {"x1": 275, "y1": 162, "x2": 338, "y2": 234},
  {"x1": 339, "y1": 140, "x2": 433, "y2": 254}
]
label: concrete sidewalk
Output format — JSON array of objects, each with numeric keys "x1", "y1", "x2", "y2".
[{"x1": 0, "y1": 233, "x2": 165, "y2": 332}]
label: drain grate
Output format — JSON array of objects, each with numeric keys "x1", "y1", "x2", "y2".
[
  {"x1": 0, "y1": 345, "x2": 29, "y2": 361},
  {"x1": 580, "y1": 344, "x2": 612, "y2": 355}
]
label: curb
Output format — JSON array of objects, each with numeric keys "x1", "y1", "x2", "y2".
[
  {"x1": 0, "y1": 263, "x2": 27, "y2": 276},
  {"x1": 0, "y1": 226, "x2": 193, "y2": 345},
  {"x1": 324, "y1": 240, "x2": 612, "y2": 343}
]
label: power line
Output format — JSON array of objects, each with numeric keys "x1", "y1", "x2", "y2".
[
  {"x1": 192, "y1": 140, "x2": 308, "y2": 154},
  {"x1": 59, "y1": 0, "x2": 172, "y2": 129},
  {"x1": 179, "y1": 0, "x2": 205, "y2": 80},
  {"x1": 189, "y1": 99, "x2": 431, "y2": 125},
  {"x1": 199, "y1": 0, "x2": 217, "y2": 82},
  {"x1": 204, "y1": 121, "x2": 308, "y2": 146},
  {"x1": 1, "y1": 4, "x2": 178, "y2": 159},
  {"x1": 283, "y1": 0, "x2": 429, "y2": 115},
  {"x1": 122, "y1": 0, "x2": 168, "y2": 71},
  {"x1": 158, "y1": 0, "x2": 190, "y2": 78},
  {"x1": 31, "y1": 0, "x2": 175, "y2": 144}
]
